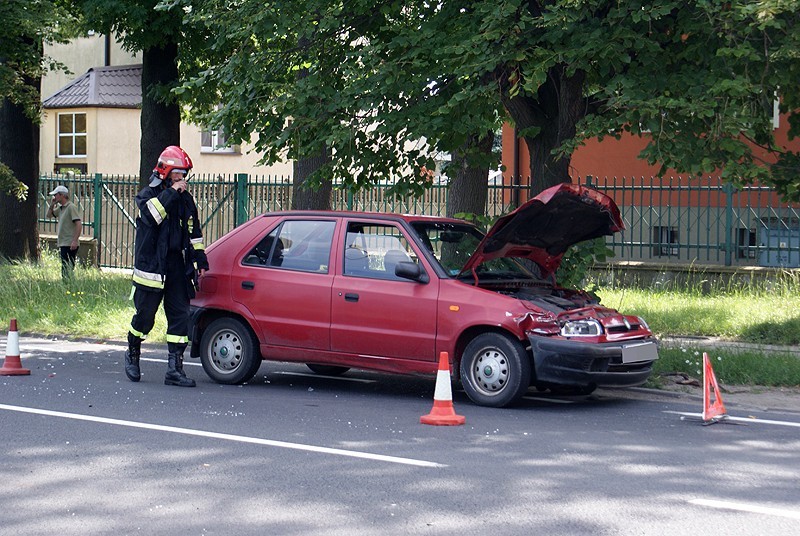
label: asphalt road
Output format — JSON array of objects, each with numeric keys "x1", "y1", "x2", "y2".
[{"x1": 2, "y1": 336, "x2": 799, "y2": 536}]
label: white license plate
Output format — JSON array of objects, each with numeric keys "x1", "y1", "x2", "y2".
[{"x1": 621, "y1": 342, "x2": 659, "y2": 364}]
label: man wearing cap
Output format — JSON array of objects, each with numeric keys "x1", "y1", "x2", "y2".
[{"x1": 46, "y1": 185, "x2": 82, "y2": 280}]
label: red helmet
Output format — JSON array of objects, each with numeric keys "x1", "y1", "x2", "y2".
[{"x1": 153, "y1": 146, "x2": 193, "y2": 180}]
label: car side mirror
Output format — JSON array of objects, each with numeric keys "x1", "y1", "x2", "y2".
[{"x1": 395, "y1": 261, "x2": 429, "y2": 283}]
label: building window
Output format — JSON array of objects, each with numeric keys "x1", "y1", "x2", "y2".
[
  {"x1": 57, "y1": 113, "x2": 87, "y2": 157},
  {"x1": 736, "y1": 228, "x2": 757, "y2": 259},
  {"x1": 773, "y1": 95, "x2": 780, "y2": 130},
  {"x1": 54, "y1": 163, "x2": 88, "y2": 174},
  {"x1": 652, "y1": 226, "x2": 679, "y2": 257},
  {"x1": 201, "y1": 127, "x2": 238, "y2": 154}
]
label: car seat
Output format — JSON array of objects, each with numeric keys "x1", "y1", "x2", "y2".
[
  {"x1": 344, "y1": 247, "x2": 370, "y2": 274},
  {"x1": 383, "y1": 249, "x2": 411, "y2": 276}
]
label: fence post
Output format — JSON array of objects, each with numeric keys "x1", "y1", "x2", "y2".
[
  {"x1": 585, "y1": 175, "x2": 593, "y2": 187},
  {"x1": 723, "y1": 181, "x2": 734, "y2": 266},
  {"x1": 235, "y1": 173, "x2": 249, "y2": 226},
  {"x1": 346, "y1": 188, "x2": 354, "y2": 211},
  {"x1": 93, "y1": 173, "x2": 102, "y2": 242}
]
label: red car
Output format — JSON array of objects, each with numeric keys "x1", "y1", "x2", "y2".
[{"x1": 189, "y1": 183, "x2": 658, "y2": 407}]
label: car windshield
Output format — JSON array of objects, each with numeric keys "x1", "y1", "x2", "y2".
[{"x1": 410, "y1": 221, "x2": 543, "y2": 281}]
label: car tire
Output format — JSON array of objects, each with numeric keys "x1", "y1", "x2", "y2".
[
  {"x1": 460, "y1": 332, "x2": 531, "y2": 408},
  {"x1": 306, "y1": 364, "x2": 351, "y2": 376},
  {"x1": 199, "y1": 317, "x2": 262, "y2": 384}
]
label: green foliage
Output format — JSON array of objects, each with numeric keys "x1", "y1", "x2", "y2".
[
  {"x1": 0, "y1": 0, "x2": 77, "y2": 120},
  {"x1": 453, "y1": 212, "x2": 498, "y2": 233},
  {"x1": 174, "y1": 0, "x2": 799, "y2": 203},
  {"x1": 175, "y1": 0, "x2": 504, "y2": 198},
  {"x1": 0, "y1": 162, "x2": 29, "y2": 200},
  {"x1": 81, "y1": 0, "x2": 184, "y2": 52},
  {"x1": 555, "y1": 238, "x2": 614, "y2": 291}
]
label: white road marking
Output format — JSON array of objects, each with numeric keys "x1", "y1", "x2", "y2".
[
  {"x1": 665, "y1": 410, "x2": 800, "y2": 428},
  {"x1": 689, "y1": 498, "x2": 800, "y2": 520},
  {"x1": 139, "y1": 357, "x2": 202, "y2": 367},
  {"x1": 272, "y1": 371, "x2": 377, "y2": 383},
  {"x1": 0, "y1": 403, "x2": 444, "y2": 468}
]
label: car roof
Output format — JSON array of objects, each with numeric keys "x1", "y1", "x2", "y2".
[{"x1": 256, "y1": 210, "x2": 468, "y2": 226}]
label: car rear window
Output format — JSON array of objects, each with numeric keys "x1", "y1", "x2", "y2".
[{"x1": 243, "y1": 219, "x2": 335, "y2": 273}]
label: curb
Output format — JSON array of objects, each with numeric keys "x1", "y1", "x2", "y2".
[{"x1": 659, "y1": 336, "x2": 800, "y2": 356}]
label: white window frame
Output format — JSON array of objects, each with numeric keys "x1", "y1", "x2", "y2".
[
  {"x1": 201, "y1": 127, "x2": 238, "y2": 154},
  {"x1": 201, "y1": 105, "x2": 238, "y2": 154},
  {"x1": 57, "y1": 112, "x2": 87, "y2": 158},
  {"x1": 773, "y1": 96, "x2": 780, "y2": 130}
]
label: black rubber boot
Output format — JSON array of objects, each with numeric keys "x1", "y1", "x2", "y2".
[
  {"x1": 124, "y1": 333, "x2": 142, "y2": 382},
  {"x1": 165, "y1": 344, "x2": 195, "y2": 387}
]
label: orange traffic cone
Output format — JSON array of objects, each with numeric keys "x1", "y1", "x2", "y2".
[
  {"x1": 421, "y1": 352, "x2": 465, "y2": 426},
  {"x1": 0, "y1": 319, "x2": 30, "y2": 376},
  {"x1": 702, "y1": 352, "x2": 726, "y2": 423}
]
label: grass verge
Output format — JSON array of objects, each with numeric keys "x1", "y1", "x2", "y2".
[
  {"x1": 0, "y1": 253, "x2": 166, "y2": 342},
  {"x1": 647, "y1": 346, "x2": 800, "y2": 388},
  {"x1": 1, "y1": 254, "x2": 798, "y2": 387},
  {"x1": 595, "y1": 273, "x2": 800, "y2": 345}
]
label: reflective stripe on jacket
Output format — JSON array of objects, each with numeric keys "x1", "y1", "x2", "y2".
[{"x1": 131, "y1": 174, "x2": 209, "y2": 293}]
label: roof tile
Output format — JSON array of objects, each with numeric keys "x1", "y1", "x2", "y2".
[{"x1": 43, "y1": 64, "x2": 142, "y2": 108}]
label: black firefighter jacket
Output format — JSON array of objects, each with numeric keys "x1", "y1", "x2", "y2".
[{"x1": 131, "y1": 179, "x2": 209, "y2": 297}]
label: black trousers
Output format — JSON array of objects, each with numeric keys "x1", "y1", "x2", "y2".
[
  {"x1": 59, "y1": 246, "x2": 77, "y2": 280},
  {"x1": 130, "y1": 253, "x2": 190, "y2": 345}
]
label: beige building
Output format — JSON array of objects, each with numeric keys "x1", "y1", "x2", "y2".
[{"x1": 41, "y1": 35, "x2": 291, "y2": 178}]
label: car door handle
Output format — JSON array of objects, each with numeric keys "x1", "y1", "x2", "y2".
[
  {"x1": 344, "y1": 293, "x2": 359, "y2": 302},
  {"x1": 241, "y1": 281, "x2": 255, "y2": 290}
]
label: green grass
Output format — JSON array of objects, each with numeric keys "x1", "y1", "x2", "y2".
[
  {"x1": 595, "y1": 273, "x2": 800, "y2": 345},
  {"x1": 0, "y1": 252, "x2": 167, "y2": 342},
  {"x1": 648, "y1": 347, "x2": 800, "y2": 388},
  {"x1": 1, "y1": 254, "x2": 798, "y2": 386}
]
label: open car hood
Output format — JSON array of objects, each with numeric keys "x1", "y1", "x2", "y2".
[{"x1": 460, "y1": 183, "x2": 624, "y2": 279}]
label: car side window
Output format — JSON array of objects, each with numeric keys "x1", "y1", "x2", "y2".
[
  {"x1": 343, "y1": 222, "x2": 418, "y2": 280},
  {"x1": 243, "y1": 220, "x2": 335, "y2": 273}
]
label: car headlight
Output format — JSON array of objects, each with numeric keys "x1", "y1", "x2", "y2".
[
  {"x1": 637, "y1": 316, "x2": 649, "y2": 330},
  {"x1": 560, "y1": 319, "x2": 603, "y2": 337}
]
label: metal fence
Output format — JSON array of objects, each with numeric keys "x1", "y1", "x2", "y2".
[{"x1": 38, "y1": 173, "x2": 800, "y2": 270}]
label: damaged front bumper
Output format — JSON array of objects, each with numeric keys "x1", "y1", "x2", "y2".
[{"x1": 528, "y1": 336, "x2": 659, "y2": 388}]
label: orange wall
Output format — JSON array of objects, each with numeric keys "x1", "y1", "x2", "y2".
[{"x1": 502, "y1": 113, "x2": 800, "y2": 209}]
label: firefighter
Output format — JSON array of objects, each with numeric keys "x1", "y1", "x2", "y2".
[{"x1": 125, "y1": 146, "x2": 209, "y2": 387}]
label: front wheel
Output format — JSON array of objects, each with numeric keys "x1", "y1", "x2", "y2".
[
  {"x1": 460, "y1": 333, "x2": 531, "y2": 407},
  {"x1": 199, "y1": 317, "x2": 262, "y2": 384}
]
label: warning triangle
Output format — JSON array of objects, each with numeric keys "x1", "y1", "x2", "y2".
[{"x1": 702, "y1": 352, "x2": 727, "y2": 422}]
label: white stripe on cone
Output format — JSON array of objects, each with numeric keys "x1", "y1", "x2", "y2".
[
  {"x1": 6, "y1": 329, "x2": 19, "y2": 357},
  {"x1": 433, "y1": 368, "x2": 453, "y2": 401}
]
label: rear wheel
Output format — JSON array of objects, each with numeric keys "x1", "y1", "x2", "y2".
[
  {"x1": 306, "y1": 364, "x2": 350, "y2": 376},
  {"x1": 199, "y1": 318, "x2": 262, "y2": 384},
  {"x1": 460, "y1": 333, "x2": 531, "y2": 407}
]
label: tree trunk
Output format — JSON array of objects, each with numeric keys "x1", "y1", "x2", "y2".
[
  {"x1": 447, "y1": 131, "x2": 494, "y2": 219},
  {"x1": 139, "y1": 43, "x2": 181, "y2": 186},
  {"x1": 290, "y1": 36, "x2": 332, "y2": 211},
  {"x1": 292, "y1": 148, "x2": 332, "y2": 210},
  {"x1": 501, "y1": 64, "x2": 587, "y2": 196},
  {"x1": 0, "y1": 96, "x2": 40, "y2": 262}
]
